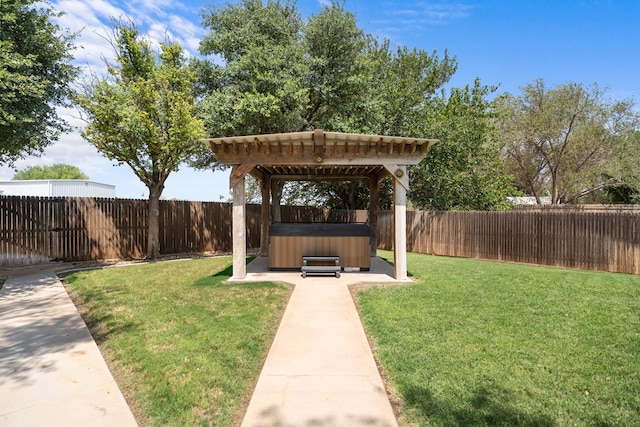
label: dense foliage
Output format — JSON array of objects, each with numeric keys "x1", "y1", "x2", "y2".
[
  {"x1": 13, "y1": 163, "x2": 88, "y2": 180},
  {"x1": 0, "y1": 0, "x2": 77, "y2": 166},
  {"x1": 411, "y1": 80, "x2": 517, "y2": 210},
  {"x1": 497, "y1": 79, "x2": 639, "y2": 204}
]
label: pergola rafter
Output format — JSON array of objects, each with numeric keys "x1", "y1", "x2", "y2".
[{"x1": 202, "y1": 129, "x2": 437, "y2": 280}]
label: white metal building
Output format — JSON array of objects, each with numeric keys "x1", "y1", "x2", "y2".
[
  {"x1": 507, "y1": 196, "x2": 552, "y2": 205},
  {"x1": 0, "y1": 180, "x2": 116, "y2": 198}
]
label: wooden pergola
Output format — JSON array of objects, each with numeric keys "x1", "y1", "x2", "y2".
[{"x1": 202, "y1": 129, "x2": 436, "y2": 280}]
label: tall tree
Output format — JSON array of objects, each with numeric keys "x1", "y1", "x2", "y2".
[
  {"x1": 364, "y1": 39, "x2": 457, "y2": 137},
  {"x1": 197, "y1": 0, "x2": 307, "y2": 135},
  {"x1": 410, "y1": 80, "x2": 517, "y2": 211},
  {"x1": 497, "y1": 79, "x2": 638, "y2": 204},
  {"x1": 76, "y1": 23, "x2": 204, "y2": 259},
  {"x1": 190, "y1": 0, "x2": 308, "y2": 170},
  {"x1": 300, "y1": 5, "x2": 459, "y2": 209},
  {"x1": 0, "y1": 0, "x2": 78, "y2": 165},
  {"x1": 13, "y1": 163, "x2": 88, "y2": 180},
  {"x1": 302, "y1": 2, "x2": 368, "y2": 131}
]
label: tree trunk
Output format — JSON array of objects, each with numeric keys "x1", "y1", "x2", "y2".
[
  {"x1": 271, "y1": 180, "x2": 284, "y2": 223},
  {"x1": 551, "y1": 170, "x2": 560, "y2": 204},
  {"x1": 147, "y1": 182, "x2": 164, "y2": 259}
]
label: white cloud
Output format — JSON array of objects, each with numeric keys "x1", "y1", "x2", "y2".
[
  {"x1": 54, "y1": 0, "x2": 205, "y2": 70},
  {"x1": 390, "y1": 2, "x2": 473, "y2": 23},
  {"x1": 165, "y1": 14, "x2": 204, "y2": 54},
  {"x1": 53, "y1": 0, "x2": 124, "y2": 77},
  {"x1": 370, "y1": 1, "x2": 473, "y2": 40},
  {"x1": 1, "y1": 0, "x2": 228, "y2": 200}
]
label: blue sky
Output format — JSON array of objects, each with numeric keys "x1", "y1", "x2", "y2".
[{"x1": 1, "y1": 0, "x2": 638, "y2": 200}]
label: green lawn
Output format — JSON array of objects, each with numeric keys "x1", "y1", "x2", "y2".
[
  {"x1": 63, "y1": 257, "x2": 291, "y2": 427},
  {"x1": 64, "y1": 253, "x2": 640, "y2": 426},
  {"x1": 356, "y1": 251, "x2": 640, "y2": 427}
]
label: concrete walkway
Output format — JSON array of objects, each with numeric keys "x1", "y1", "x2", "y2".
[
  {"x1": 0, "y1": 266, "x2": 137, "y2": 427},
  {"x1": 233, "y1": 257, "x2": 408, "y2": 427}
]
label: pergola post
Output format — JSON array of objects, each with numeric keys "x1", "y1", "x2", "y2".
[
  {"x1": 259, "y1": 176, "x2": 270, "y2": 256},
  {"x1": 231, "y1": 169, "x2": 246, "y2": 279},
  {"x1": 369, "y1": 176, "x2": 380, "y2": 257},
  {"x1": 392, "y1": 166, "x2": 408, "y2": 280}
]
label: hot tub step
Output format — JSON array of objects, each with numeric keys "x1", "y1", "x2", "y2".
[{"x1": 301, "y1": 256, "x2": 340, "y2": 278}]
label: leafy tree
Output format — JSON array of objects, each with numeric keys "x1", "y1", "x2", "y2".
[
  {"x1": 13, "y1": 163, "x2": 88, "y2": 180},
  {"x1": 197, "y1": 0, "x2": 307, "y2": 135},
  {"x1": 497, "y1": 79, "x2": 638, "y2": 204},
  {"x1": 410, "y1": 80, "x2": 517, "y2": 211},
  {"x1": 195, "y1": 0, "x2": 477, "y2": 210},
  {"x1": 0, "y1": 0, "x2": 78, "y2": 166},
  {"x1": 294, "y1": 8, "x2": 459, "y2": 210},
  {"x1": 76, "y1": 23, "x2": 204, "y2": 259},
  {"x1": 598, "y1": 130, "x2": 640, "y2": 203},
  {"x1": 300, "y1": 28, "x2": 459, "y2": 210},
  {"x1": 601, "y1": 182, "x2": 640, "y2": 204},
  {"x1": 364, "y1": 39, "x2": 457, "y2": 137},
  {"x1": 611, "y1": 129, "x2": 640, "y2": 200},
  {"x1": 286, "y1": 181, "x2": 367, "y2": 210},
  {"x1": 242, "y1": 175, "x2": 264, "y2": 204},
  {"x1": 302, "y1": 2, "x2": 368, "y2": 131},
  {"x1": 189, "y1": 0, "x2": 308, "y2": 170},
  {"x1": 302, "y1": 2, "x2": 456, "y2": 136}
]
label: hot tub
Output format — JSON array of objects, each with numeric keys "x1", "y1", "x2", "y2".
[{"x1": 268, "y1": 223, "x2": 371, "y2": 270}]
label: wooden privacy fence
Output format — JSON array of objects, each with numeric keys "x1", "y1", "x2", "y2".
[
  {"x1": 0, "y1": 197, "x2": 366, "y2": 266},
  {"x1": 0, "y1": 197, "x2": 236, "y2": 265},
  {"x1": 377, "y1": 209, "x2": 640, "y2": 274},
  {"x1": 1, "y1": 196, "x2": 639, "y2": 274}
]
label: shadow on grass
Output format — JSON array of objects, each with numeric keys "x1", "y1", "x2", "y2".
[
  {"x1": 63, "y1": 278, "x2": 139, "y2": 346},
  {"x1": 404, "y1": 383, "x2": 556, "y2": 427},
  {"x1": 193, "y1": 257, "x2": 279, "y2": 289},
  {"x1": 194, "y1": 274, "x2": 278, "y2": 290},
  {"x1": 209, "y1": 263, "x2": 233, "y2": 281},
  {"x1": 83, "y1": 313, "x2": 138, "y2": 346},
  {"x1": 377, "y1": 254, "x2": 414, "y2": 277}
]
